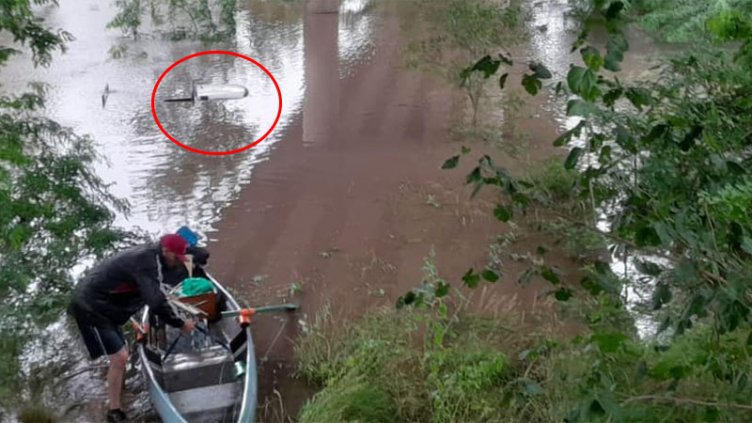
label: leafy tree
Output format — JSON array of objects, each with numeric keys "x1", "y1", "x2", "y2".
[
  {"x1": 628, "y1": 0, "x2": 752, "y2": 43},
  {"x1": 1, "y1": 0, "x2": 132, "y2": 403}
]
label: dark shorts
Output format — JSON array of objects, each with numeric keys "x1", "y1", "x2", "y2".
[{"x1": 75, "y1": 321, "x2": 126, "y2": 360}]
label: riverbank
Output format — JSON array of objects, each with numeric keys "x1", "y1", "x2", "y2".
[{"x1": 207, "y1": 1, "x2": 584, "y2": 419}]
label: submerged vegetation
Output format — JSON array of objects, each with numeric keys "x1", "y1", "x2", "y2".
[
  {"x1": 400, "y1": 0, "x2": 526, "y2": 126},
  {"x1": 108, "y1": 0, "x2": 239, "y2": 40}
]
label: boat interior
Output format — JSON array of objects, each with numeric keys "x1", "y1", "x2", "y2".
[{"x1": 139, "y1": 277, "x2": 252, "y2": 422}]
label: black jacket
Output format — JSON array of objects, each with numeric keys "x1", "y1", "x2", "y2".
[{"x1": 67, "y1": 242, "x2": 210, "y2": 329}]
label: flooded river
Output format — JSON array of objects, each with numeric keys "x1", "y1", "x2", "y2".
[{"x1": 1, "y1": 0, "x2": 376, "y2": 240}]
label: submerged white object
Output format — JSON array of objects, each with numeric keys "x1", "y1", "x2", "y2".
[
  {"x1": 194, "y1": 83, "x2": 249, "y2": 101},
  {"x1": 163, "y1": 81, "x2": 250, "y2": 103}
]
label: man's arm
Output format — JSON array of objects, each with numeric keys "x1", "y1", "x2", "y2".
[
  {"x1": 187, "y1": 245, "x2": 210, "y2": 266},
  {"x1": 133, "y1": 263, "x2": 185, "y2": 328}
]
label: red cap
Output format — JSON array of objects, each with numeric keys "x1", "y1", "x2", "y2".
[{"x1": 160, "y1": 234, "x2": 188, "y2": 262}]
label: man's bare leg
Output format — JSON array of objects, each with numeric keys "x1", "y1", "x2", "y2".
[{"x1": 107, "y1": 347, "x2": 128, "y2": 411}]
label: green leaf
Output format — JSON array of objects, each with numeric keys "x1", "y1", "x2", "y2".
[
  {"x1": 614, "y1": 134, "x2": 637, "y2": 158},
  {"x1": 554, "y1": 121, "x2": 586, "y2": 146},
  {"x1": 530, "y1": 62, "x2": 552, "y2": 79},
  {"x1": 625, "y1": 87, "x2": 652, "y2": 110},
  {"x1": 522, "y1": 74, "x2": 542, "y2": 95},
  {"x1": 598, "y1": 145, "x2": 612, "y2": 164},
  {"x1": 634, "y1": 259, "x2": 662, "y2": 277},
  {"x1": 679, "y1": 125, "x2": 703, "y2": 151},
  {"x1": 466, "y1": 167, "x2": 481, "y2": 184},
  {"x1": 482, "y1": 269, "x2": 500, "y2": 283},
  {"x1": 567, "y1": 66, "x2": 600, "y2": 101},
  {"x1": 567, "y1": 65, "x2": 587, "y2": 92},
  {"x1": 499, "y1": 73, "x2": 509, "y2": 89},
  {"x1": 587, "y1": 399, "x2": 606, "y2": 417},
  {"x1": 603, "y1": 88, "x2": 623, "y2": 107},
  {"x1": 604, "y1": 33, "x2": 628, "y2": 72},
  {"x1": 498, "y1": 52, "x2": 513, "y2": 66},
  {"x1": 462, "y1": 268, "x2": 481, "y2": 288},
  {"x1": 435, "y1": 281, "x2": 450, "y2": 298},
  {"x1": 554, "y1": 287, "x2": 573, "y2": 301},
  {"x1": 726, "y1": 160, "x2": 745, "y2": 175},
  {"x1": 581, "y1": 46, "x2": 604, "y2": 71},
  {"x1": 566, "y1": 99, "x2": 592, "y2": 117},
  {"x1": 442, "y1": 156, "x2": 459, "y2": 169},
  {"x1": 580, "y1": 275, "x2": 603, "y2": 296},
  {"x1": 536, "y1": 246, "x2": 548, "y2": 256},
  {"x1": 594, "y1": 260, "x2": 610, "y2": 275},
  {"x1": 720, "y1": 300, "x2": 748, "y2": 333},
  {"x1": 644, "y1": 123, "x2": 669, "y2": 144},
  {"x1": 564, "y1": 147, "x2": 584, "y2": 170},
  {"x1": 653, "y1": 222, "x2": 672, "y2": 246},
  {"x1": 396, "y1": 291, "x2": 417, "y2": 309},
  {"x1": 511, "y1": 193, "x2": 531, "y2": 207},
  {"x1": 469, "y1": 55, "x2": 500, "y2": 78},
  {"x1": 635, "y1": 224, "x2": 661, "y2": 247},
  {"x1": 652, "y1": 282, "x2": 672, "y2": 310},
  {"x1": 461, "y1": 146, "x2": 471, "y2": 154},
  {"x1": 494, "y1": 205, "x2": 512, "y2": 222},
  {"x1": 541, "y1": 266, "x2": 561, "y2": 284},
  {"x1": 597, "y1": 389, "x2": 623, "y2": 419},
  {"x1": 605, "y1": 1, "x2": 624, "y2": 20},
  {"x1": 592, "y1": 332, "x2": 628, "y2": 353}
]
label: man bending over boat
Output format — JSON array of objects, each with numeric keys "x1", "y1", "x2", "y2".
[{"x1": 67, "y1": 233, "x2": 203, "y2": 422}]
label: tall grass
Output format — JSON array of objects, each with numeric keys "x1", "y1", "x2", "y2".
[
  {"x1": 295, "y1": 304, "x2": 752, "y2": 422},
  {"x1": 294, "y1": 304, "x2": 567, "y2": 423}
]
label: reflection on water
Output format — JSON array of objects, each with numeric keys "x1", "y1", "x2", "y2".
[
  {"x1": 339, "y1": 0, "x2": 377, "y2": 78},
  {"x1": 1, "y1": 0, "x2": 375, "y2": 241}
]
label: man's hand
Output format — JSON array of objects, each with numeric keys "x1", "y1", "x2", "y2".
[{"x1": 181, "y1": 319, "x2": 196, "y2": 334}]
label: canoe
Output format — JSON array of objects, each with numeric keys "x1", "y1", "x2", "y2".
[{"x1": 136, "y1": 272, "x2": 257, "y2": 422}]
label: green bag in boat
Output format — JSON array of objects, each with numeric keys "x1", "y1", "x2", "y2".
[{"x1": 180, "y1": 277, "x2": 215, "y2": 297}]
